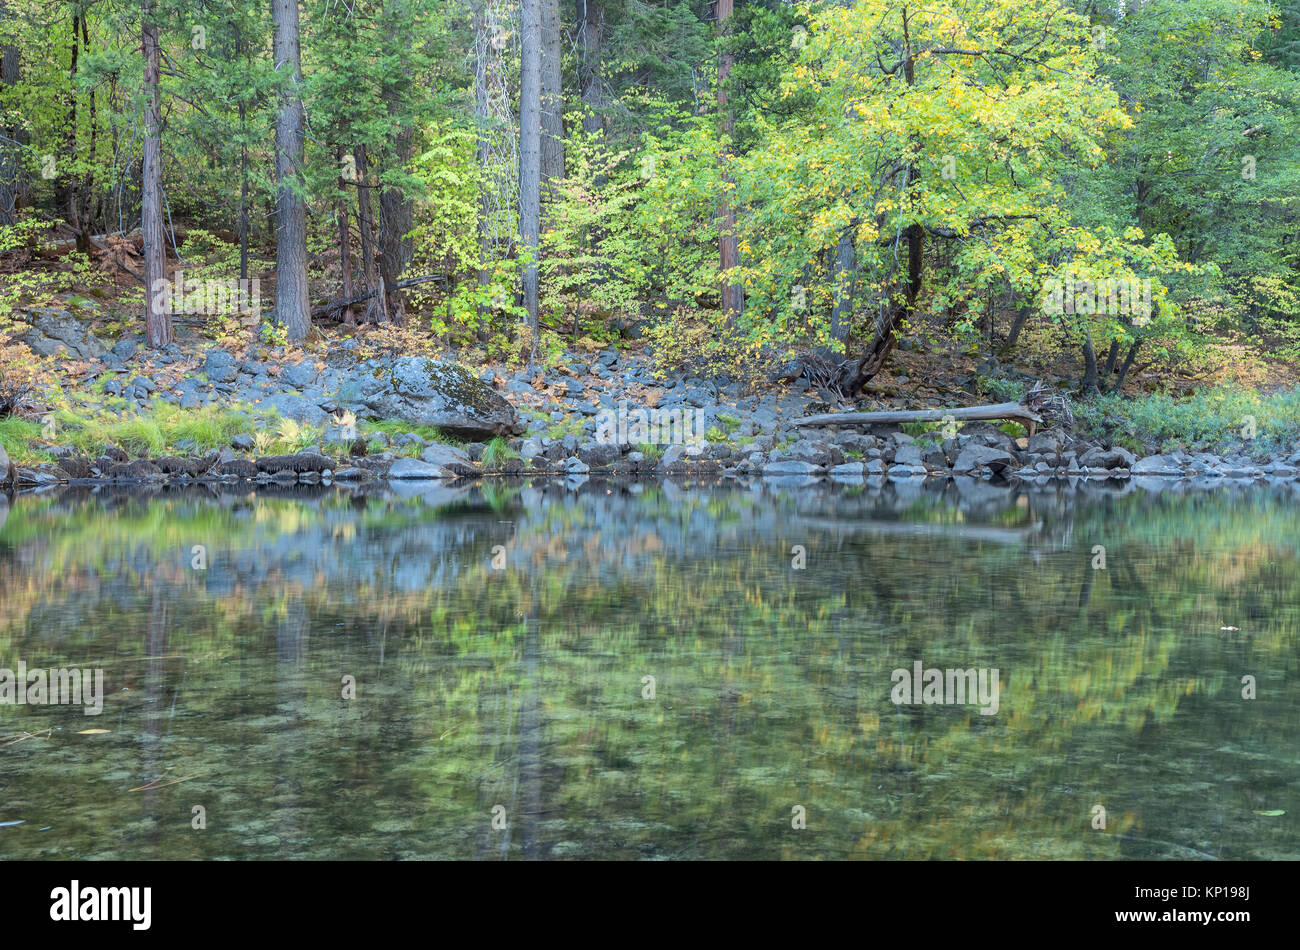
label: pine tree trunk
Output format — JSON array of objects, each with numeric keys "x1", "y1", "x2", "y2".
[
  {"x1": 0, "y1": 1, "x2": 22, "y2": 224},
  {"x1": 337, "y1": 145, "x2": 354, "y2": 324},
  {"x1": 540, "y1": 0, "x2": 564, "y2": 184},
  {"x1": 354, "y1": 145, "x2": 380, "y2": 322},
  {"x1": 716, "y1": 0, "x2": 742, "y2": 323},
  {"x1": 577, "y1": 0, "x2": 603, "y2": 136},
  {"x1": 141, "y1": 0, "x2": 171, "y2": 348},
  {"x1": 520, "y1": 0, "x2": 542, "y2": 353},
  {"x1": 272, "y1": 0, "x2": 310, "y2": 342},
  {"x1": 378, "y1": 127, "x2": 414, "y2": 324}
]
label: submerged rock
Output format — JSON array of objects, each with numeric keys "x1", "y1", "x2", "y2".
[
  {"x1": 0, "y1": 442, "x2": 9, "y2": 485},
  {"x1": 353, "y1": 357, "x2": 521, "y2": 440}
]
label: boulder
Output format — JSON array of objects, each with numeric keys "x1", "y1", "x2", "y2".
[
  {"x1": 1131, "y1": 454, "x2": 1184, "y2": 476},
  {"x1": 952, "y1": 444, "x2": 1016, "y2": 473},
  {"x1": 281, "y1": 360, "x2": 319, "y2": 389},
  {"x1": 0, "y1": 441, "x2": 9, "y2": 485},
  {"x1": 1079, "y1": 445, "x2": 1137, "y2": 471},
  {"x1": 21, "y1": 309, "x2": 108, "y2": 360},
  {"x1": 419, "y1": 443, "x2": 476, "y2": 475},
  {"x1": 204, "y1": 349, "x2": 240, "y2": 383},
  {"x1": 388, "y1": 457, "x2": 455, "y2": 480},
  {"x1": 762, "y1": 459, "x2": 825, "y2": 476},
  {"x1": 577, "y1": 442, "x2": 624, "y2": 468},
  {"x1": 355, "y1": 357, "x2": 521, "y2": 440},
  {"x1": 892, "y1": 443, "x2": 924, "y2": 466}
]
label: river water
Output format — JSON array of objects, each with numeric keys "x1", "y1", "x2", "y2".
[{"x1": 0, "y1": 477, "x2": 1296, "y2": 859}]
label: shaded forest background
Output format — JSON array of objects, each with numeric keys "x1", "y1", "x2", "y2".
[{"x1": 1, "y1": 0, "x2": 1299, "y2": 397}]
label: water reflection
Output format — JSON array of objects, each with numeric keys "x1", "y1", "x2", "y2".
[{"x1": 0, "y1": 477, "x2": 1296, "y2": 859}]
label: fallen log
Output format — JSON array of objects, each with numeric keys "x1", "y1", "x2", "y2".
[
  {"x1": 311, "y1": 272, "x2": 447, "y2": 318},
  {"x1": 795, "y1": 401, "x2": 1044, "y2": 435}
]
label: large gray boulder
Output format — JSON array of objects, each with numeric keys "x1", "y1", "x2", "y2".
[
  {"x1": 953, "y1": 443, "x2": 1016, "y2": 473},
  {"x1": 21, "y1": 309, "x2": 107, "y2": 360},
  {"x1": 354, "y1": 357, "x2": 521, "y2": 440},
  {"x1": 0, "y1": 441, "x2": 9, "y2": 486},
  {"x1": 1131, "y1": 454, "x2": 1185, "y2": 476}
]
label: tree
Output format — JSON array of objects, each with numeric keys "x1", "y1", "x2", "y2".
[
  {"x1": 576, "y1": 0, "x2": 603, "y2": 136},
  {"x1": 141, "y1": 0, "x2": 170, "y2": 347},
  {"x1": 519, "y1": 0, "x2": 541, "y2": 351},
  {"x1": 272, "y1": 0, "x2": 310, "y2": 342},
  {"x1": 716, "y1": 0, "x2": 742, "y2": 323},
  {"x1": 540, "y1": 0, "x2": 564, "y2": 183},
  {"x1": 737, "y1": 0, "x2": 1178, "y2": 393}
]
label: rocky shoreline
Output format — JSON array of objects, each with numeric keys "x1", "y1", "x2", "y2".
[{"x1": 5, "y1": 310, "x2": 1300, "y2": 492}]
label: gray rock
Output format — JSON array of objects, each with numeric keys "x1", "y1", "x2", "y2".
[
  {"x1": 231, "y1": 433, "x2": 256, "y2": 451},
  {"x1": 952, "y1": 444, "x2": 1016, "y2": 473},
  {"x1": 420, "y1": 443, "x2": 475, "y2": 474},
  {"x1": 205, "y1": 349, "x2": 240, "y2": 383},
  {"x1": 762, "y1": 459, "x2": 825, "y2": 476},
  {"x1": 1131, "y1": 454, "x2": 1184, "y2": 476},
  {"x1": 0, "y1": 441, "x2": 8, "y2": 484},
  {"x1": 577, "y1": 442, "x2": 623, "y2": 467},
  {"x1": 388, "y1": 457, "x2": 453, "y2": 480},
  {"x1": 281, "y1": 360, "x2": 319, "y2": 389},
  {"x1": 1026, "y1": 432, "x2": 1061, "y2": 456},
  {"x1": 789, "y1": 439, "x2": 835, "y2": 467},
  {"x1": 256, "y1": 393, "x2": 331, "y2": 427},
  {"x1": 829, "y1": 461, "x2": 865, "y2": 479},
  {"x1": 659, "y1": 444, "x2": 690, "y2": 469},
  {"x1": 1079, "y1": 445, "x2": 1137, "y2": 470},
  {"x1": 20, "y1": 309, "x2": 107, "y2": 360},
  {"x1": 565, "y1": 456, "x2": 590, "y2": 474},
  {"x1": 892, "y1": 443, "x2": 924, "y2": 466},
  {"x1": 111, "y1": 339, "x2": 139, "y2": 359},
  {"x1": 355, "y1": 357, "x2": 520, "y2": 440}
]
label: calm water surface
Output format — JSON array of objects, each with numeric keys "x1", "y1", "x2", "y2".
[{"x1": 1, "y1": 477, "x2": 1297, "y2": 859}]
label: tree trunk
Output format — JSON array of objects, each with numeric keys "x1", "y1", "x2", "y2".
[
  {"x1": 1111, "y1": 340, "x2": 1141, "y2": 394},
  {"x1": 716, "y1": 0, "x2": 742, "y2": 323},
  {"x1": 540, "y1": 0, "x2": 564, "y2": 184},
  {"x1": 141, "y1": 0, "x2": 171, "y2": 347},
  {"x1": 354, "y1": 145, "x2": 381, "y2": 322},
  {"x1": 519, "y1": 0, "x2": 542, "y2": 353},
  {"x1": 0, "y1": 1, "x2": 23, "y2": 224},
  {"x1": 838, "y1": 16, "x2": 921, "y2": 395},
  {"x1": 272, "y1": 0, "x2": 310, "y2": 342},
  {"x1": 1001, "y1": 304, "x2": 1032, "y2": 354},
  {"x1": 336, "y1": 146, "x2": 354, "y2": 324},
  {"x1": 1102, "y1": 338, "x2": 1120, "y2": 378},
  {"x1": 78, "y1": 14, "x2": 96, "y2": 254},
  {"x1": 1080, "y1": 324, "x2": 1100, "y2": 395},
  {"x1": 826, "y1": 224, "x2": 856, "y2": 358},
  {"x1": 378, "y1": 127, "x2": 414, "y2": 324},
  {"x1": 576, "y1": 0, "x2": 603, "y2": 136}
]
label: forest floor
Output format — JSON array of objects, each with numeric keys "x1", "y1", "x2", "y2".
[{"x1": 4, "y1": 236, "x2": 1300, "y2": 484}]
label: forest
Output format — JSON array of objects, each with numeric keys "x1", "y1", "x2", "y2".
[{"x1": 0, "y1": 0, "x2": 1299, "y2": 474}]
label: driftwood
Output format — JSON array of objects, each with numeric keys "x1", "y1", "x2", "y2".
[
  {"x1": 794, "y1": 381, "x2": 1072, "y2": 438},
  {"x1": 796, "y1": 401, "x2": 1044, "y2": 434}
]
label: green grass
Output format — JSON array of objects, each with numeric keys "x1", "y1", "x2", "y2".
[
  {"x1": 41, "y1": 403, "x2": 258, "y2": 458},
  {"x1": 362, "y1": 419, "x2": 465, "y2": 446},
  {"x1": 481, "y1": 436, "x2": 520, "y2": 467},
  {"x1": 1075, "y1": 384, "x2": 1300, "y2": 456},
  {"x1": 0, "y1": 416, "x2": 44, "y2": 463}
]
